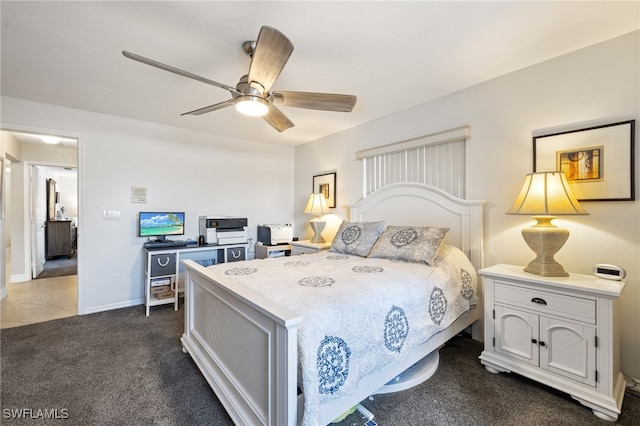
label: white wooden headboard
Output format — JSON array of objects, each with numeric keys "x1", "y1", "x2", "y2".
[{"x1": 349, "y1": 182, "x2": 484, "y2": 270}]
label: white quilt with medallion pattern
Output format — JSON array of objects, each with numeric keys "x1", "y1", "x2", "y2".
[{"x1": 206, "y1": 244, "x2": 476, "y2": 425}]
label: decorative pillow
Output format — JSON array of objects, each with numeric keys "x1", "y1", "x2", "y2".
[
  {"x1": 368, "y1": 225, "x2": 449, "y2": 266},
  {"x1": 329, "y1": 220, "x2": 386, "y2": 257}
]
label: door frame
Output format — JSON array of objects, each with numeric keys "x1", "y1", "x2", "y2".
[{"x1": 1, "y1": 123, "x2": 82, "y2": 315}]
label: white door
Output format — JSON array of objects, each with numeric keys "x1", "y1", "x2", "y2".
[{"x1": 31, "y1": 166, "x2": 46, "y2": 278}]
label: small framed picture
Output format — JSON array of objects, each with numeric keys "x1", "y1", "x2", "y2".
[
  {"x1": 312, "y1": 172, "x2": 336, "y2": 208},
  {"x1": 533, "y1": 120, "x2": 635, "y2": 201}
]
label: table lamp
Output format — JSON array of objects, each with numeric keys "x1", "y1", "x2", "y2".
[
  {"x1": 304, "y1": 193, "x2": 330, "y2": 243},
  {"x1": 506, "y1": 171, "x2": 588, "y2": 277}
]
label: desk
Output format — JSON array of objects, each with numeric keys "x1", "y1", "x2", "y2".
[{"x1": 143, "y1": 243, "x2": 247, "y2": 315}]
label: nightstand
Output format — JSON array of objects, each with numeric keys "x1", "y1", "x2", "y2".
[
  {"x1": 479, "y1": 264, "x2": 626, "y2": 422},
  {"x1": 290, "y1": 240, "x2": 332, "y2": 255}
]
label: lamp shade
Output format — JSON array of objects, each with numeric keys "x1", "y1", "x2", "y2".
[
  {"x1": 507, "y1": 171, "x2": 587, "y2": 277},
  {"x1": 506, "y1": 171, "x2": 588, "y2": 216},
  {"x1": 304, "y1": 193, "x2": 330, "y2": 215}
]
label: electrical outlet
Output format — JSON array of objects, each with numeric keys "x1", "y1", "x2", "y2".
[{"x1": 103, "y1": 210, "x2": 121, "y2": 221}]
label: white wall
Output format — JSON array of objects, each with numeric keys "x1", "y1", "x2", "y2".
[
  {"x1": 1, "y1": 97, "x2": 295, "y2": 313},
  {"x1": 294, "y1": 32, "x2": 640, "y2": 378}
]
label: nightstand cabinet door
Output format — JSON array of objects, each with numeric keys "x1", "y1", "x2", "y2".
[
  {"x1": 494, "y1": 304, "x2": 596, "y2": 386},
  {"x1": 541, "y1": 317, "x2": 596, "y2": 386},
  {"x1": 495, "y1": 305, "x2": 539, "y2": 366}
]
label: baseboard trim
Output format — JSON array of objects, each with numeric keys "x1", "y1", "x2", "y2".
[
  {"x1": 10, "y1": 273, "x2": 30, "y2": 283},
  {"x1": 81, "y1": 298, "x2": 145, "y2": 315}
]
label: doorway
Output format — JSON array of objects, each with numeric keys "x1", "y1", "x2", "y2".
[
  {"x1": 0, "y1": 129, "x2": 79, "y2": 326},
  {"x1": 33, "y1": 165, "x2": 78, "y2": 279}
]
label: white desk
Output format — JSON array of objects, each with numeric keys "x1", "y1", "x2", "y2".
[{"x1": 143, "y1": 243, "x2": 247, "y2": 315}]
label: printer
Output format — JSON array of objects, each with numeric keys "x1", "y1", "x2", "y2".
[
  {"x1": 199, "y1": 216, "x2": 248, "y2": 245},
  {"x1": 257, "y1": 224, "x2": 293, "y2": 245}
]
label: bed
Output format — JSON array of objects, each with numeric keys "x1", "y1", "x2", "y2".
[{"x1": 181, "y1": 182, "x2": 484, "y2": 425}]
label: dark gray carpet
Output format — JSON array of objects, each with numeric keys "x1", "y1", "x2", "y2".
[
  {"x1": 36, "y1": 254, "x2": 77, "y2": 278},
  {"x1": 1, "y1": 305, "x2": 233, "y2": 425},
  {"x1": 2, "y1": 305, "x2": 638, "y2": 425}
]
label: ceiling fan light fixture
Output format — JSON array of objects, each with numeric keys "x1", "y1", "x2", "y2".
[{"x1": 235, "y1": 95, "x2": 269, "y2": 116}]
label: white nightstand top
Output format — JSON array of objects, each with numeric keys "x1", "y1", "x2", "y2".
[
  {"x1": 290, "y1": 240, "x2": 332, "y2": 250},
  {"x1": 479, "y1": 264, "x2": 625, "y2": 298}
]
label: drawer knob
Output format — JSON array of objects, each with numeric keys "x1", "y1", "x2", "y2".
[
  {"x1": 531, "y1": 297, "x2": 547, "y2": 306},
  {"x1": 539, "y1": 341, "x2": 547, "y2": 347},
  {"x1": 531, "y1": 339, "x2": 538, "y2": 344}
]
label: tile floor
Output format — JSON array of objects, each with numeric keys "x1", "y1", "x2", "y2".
[{"x1": 1, "y1": 254, "x2": 77, "y2": 329}]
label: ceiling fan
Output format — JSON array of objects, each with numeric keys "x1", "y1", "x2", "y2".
[{"x1": 123, "y1": 26, "x2": 357, "y2": 132}]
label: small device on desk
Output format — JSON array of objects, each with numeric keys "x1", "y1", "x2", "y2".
[
  {"x1": 199, "y1": 216, "x2": 248, "y2": 245},
  {"x1": 143, "y1": 239, "x2": 187, "y2": 249},
  {"x1": 257, "y1": 224, "x2": 293, "y2": 245}
]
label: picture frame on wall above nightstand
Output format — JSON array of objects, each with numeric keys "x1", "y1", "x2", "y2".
[
  {"x1": 533, "y1": 119, "x2": 635, "y2": 201},
  {"x1": 312, "y1": 172, "x2": 336, "y2": 208}
]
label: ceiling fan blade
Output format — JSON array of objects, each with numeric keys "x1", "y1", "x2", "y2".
[
  {"x1": 272, "y1": 91, "x2": 357, "y2": 112},
  {"x1": 122, "y1": 51, "x2": 240, "y2": 95},
  {"x1": 248, "y1": 26, "x2": 294, "y2": 93},
  {"x1": 181, "y1": 99, "x2": 234, "y2": 116},
  {"x1": 262, "y1": 105, "x2": 294, "y2": 132}
]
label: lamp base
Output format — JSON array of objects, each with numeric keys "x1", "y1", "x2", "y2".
[
  {"x1": 521, "y1": 216, "x2": 569, "y2": 277},
  {"x1": 309, "y1": 217, "x2": 326, "y2": 243},
  {"x1": 523, "y1": 259, "x2": 569, "y2": 277}
]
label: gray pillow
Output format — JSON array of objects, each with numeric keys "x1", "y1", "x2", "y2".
[
  {"x1": 368, "y1": 225, "x2": 449, "y2": 266},
  {"x1": 329, "y1": 220, "x2": 386, "y2": 257}
]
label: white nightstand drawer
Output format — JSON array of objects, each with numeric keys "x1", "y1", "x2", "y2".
[{"x1": 495, "y1": 281, "x2": 595, "y2": 324}]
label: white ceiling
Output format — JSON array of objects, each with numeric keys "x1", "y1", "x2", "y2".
[{"x1": 1, "y1": 1, "x2": 638, "y2": 147}]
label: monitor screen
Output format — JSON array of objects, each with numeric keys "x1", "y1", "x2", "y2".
[{"x1": 139, "y1": 212, "x2": 185, "y2": 239}]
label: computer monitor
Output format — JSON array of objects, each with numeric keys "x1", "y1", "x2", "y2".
[{"x1": 138, "y1": 212, "x2": 185, "y2": 241}]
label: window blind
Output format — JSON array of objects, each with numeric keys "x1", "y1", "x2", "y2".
[{"x1": 357, "y1": 126, "x2": 470, "y2": 198}]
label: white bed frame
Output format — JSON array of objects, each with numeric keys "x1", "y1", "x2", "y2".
[{"x1": 181, "y1": 183, "x2": 484, "y2": 425}]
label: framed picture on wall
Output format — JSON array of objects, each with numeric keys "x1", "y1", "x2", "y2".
[
  {"x1": 312, "y1": 172, "x2": 336, "y2": 208},
  {"x1": 533, "y1": 120, "x2": 635, "y2": 201}
]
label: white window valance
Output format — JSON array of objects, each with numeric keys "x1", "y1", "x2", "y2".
[{"x1": 357, "y1": 126, "x2": 470, "y2": 198}]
